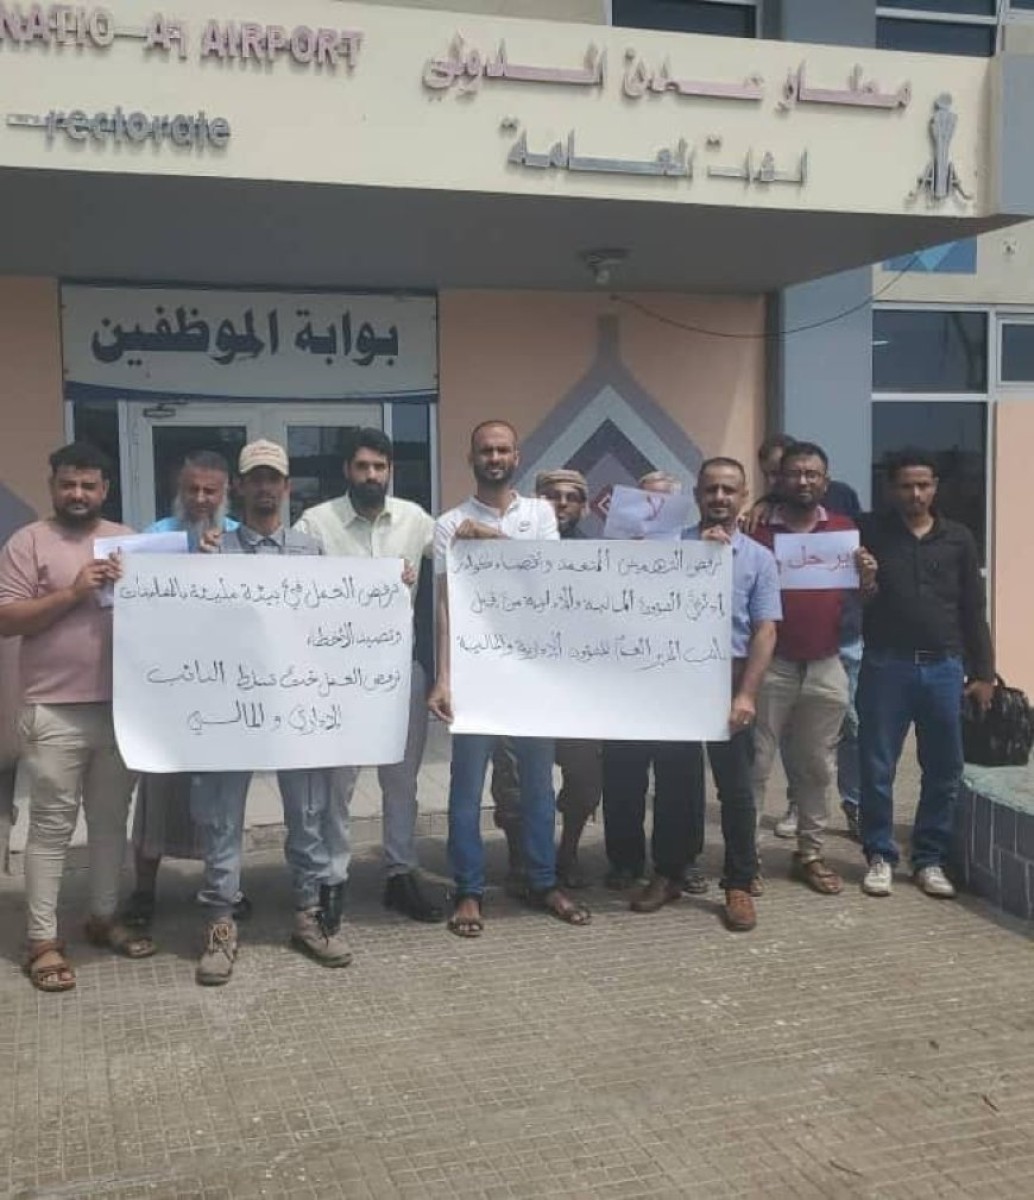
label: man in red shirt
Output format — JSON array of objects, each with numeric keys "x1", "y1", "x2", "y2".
[{"x1": 750, "y1": 442, "x2": 872, "y2": 895}]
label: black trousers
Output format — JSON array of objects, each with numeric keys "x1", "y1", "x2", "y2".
[
  {"x1": 601, "y1": 741, "x2": 704, "y2": 880},
  {"x1": 602, "y1": 732, "x2": 757, "y2": 890}
]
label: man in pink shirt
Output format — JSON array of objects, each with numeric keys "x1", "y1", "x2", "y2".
[{"x1": 0, "y1": 442, "x2": 155, "y2": 992}]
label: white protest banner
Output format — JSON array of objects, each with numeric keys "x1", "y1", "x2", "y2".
[
  {"x1": 773, "y1": 530, "x2": 860, "y2": 591},
  {"x1": 602, "y1": 484, "x2": 693, "y2": 541},
  {"x1": 113, "y1": 555, "x2": 412, "y2": 772},
  {"x1": 94, "y1": 530, "x2": 189, "y2": 608},
  {"x1": 448, "y1": 540, "x2": 731, "y2": 741}
]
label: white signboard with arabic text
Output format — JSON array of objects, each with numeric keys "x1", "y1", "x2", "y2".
[
  {"x1": 62, "y1": 286, "x2": 437, "y2": 399},
  {"x1": 113, "y1": 554, "x2": 413, "y2": 772},
  {"x1": 448, "y1": 539, "x2": 731, "y2": 741}
]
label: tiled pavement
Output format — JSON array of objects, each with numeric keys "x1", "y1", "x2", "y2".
[{"x1": 1, "y1": 749, "x2": 1034, "y2": 1199}]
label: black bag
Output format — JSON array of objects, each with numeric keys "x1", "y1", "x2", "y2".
[{"x1": 962, "y1": 675, "x2": 1034, "y2": 768}]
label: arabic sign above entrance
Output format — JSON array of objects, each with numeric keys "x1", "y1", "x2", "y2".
[
  {"x1": 61, "y1": 287, "x2": 438, "y2": 400},
  {"x1": 0, "y1": 2, "x2": 995, "y2": 219}
]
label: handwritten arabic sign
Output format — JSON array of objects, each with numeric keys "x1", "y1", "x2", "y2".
[
  {"x1": 447, "y1": 540, "x2": 732, "y2": 741},
  {"x1": 113, "y1": 555, "x2": 412, "y2": 771},
  {"x1": 61, "y1": 286, "x2": 437, "y2": 399},
  {"x1": 773, "y1": 530, "x2": 860, "y2": 591}
]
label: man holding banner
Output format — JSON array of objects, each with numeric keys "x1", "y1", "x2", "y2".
[
  {"x1": 0, "y1": 442, "x2": 155, "y2": 992},
  {"x1": 678, "y1": 457, "x2": 782, "y2": 932},
  {"x1": 192, "y1": 440, "x2": 352, "y2": 985},
  {"x1": 428, "y1": 421, "x2": 591, "y2": 937}
]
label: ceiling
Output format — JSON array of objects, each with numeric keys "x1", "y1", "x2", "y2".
[{"x1": 2, "y1": 167, "x2": 1019, "y2": 294}]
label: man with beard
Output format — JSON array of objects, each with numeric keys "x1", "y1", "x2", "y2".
[
  {"x1": 193, "y1": 441, "x2": 351, "y2": 985},
  {"x1": 0, "y1": 442, "x2": 155, "y2": 992},
  {"x1": 749, "y1": 443, "x2": 874, "y2": 896},
  {"x1": 295, "y1": 427, "x2": 442, "y2": 924},
  {"x1": 489, "y1": 469, "x2": 603, "y2": 889},
  {"x1": 125, "y1": 449, "x2": 246, "y2": 931},
  {"x1": 429, "y1": 421, "x2": 590, "y2": 937},
  {"x1": 669, "y1": 459, "x2": 781, "y2": 931},
  {"x1": 148, "y1": 449, "x2": 239, "y2": 547}
]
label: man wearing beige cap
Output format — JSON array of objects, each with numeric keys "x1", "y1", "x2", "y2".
[
  {"x1": 489, "y1": 468, "x2": 603, "y2": 888},
  {"x1": 193, "y1": 440, "x2": 351, "y2": 985}
]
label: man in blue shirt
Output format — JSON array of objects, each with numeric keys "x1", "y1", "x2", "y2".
[
  {"x1": 680, "y1": 457, "x2": 781, "y2": 932},
  {"x1": 148, "y1": 449, "x2": 240, "y2": 547},
  {"x1": 126, "y1": 450, "x2": 244, "y2": 931}
]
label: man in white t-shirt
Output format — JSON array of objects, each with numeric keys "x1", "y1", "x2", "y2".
[{"x1": 429, "y1": 420, "x2": 591, "y2": 938}]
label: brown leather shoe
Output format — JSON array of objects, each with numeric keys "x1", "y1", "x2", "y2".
[
  {"x1": 723, "y1": 888, "x2": 757, "y2": 932},
  {"x1": 630, "y1": 876, "x2": 682, "y2": 913}
]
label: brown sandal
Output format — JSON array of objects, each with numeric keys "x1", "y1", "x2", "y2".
[
  {"x1": 84, "y1": 916, "x2": 156, "y2": 959},
  {"x1": 24, "y1": 939, "x2": 76, "y2": 993},
  {"x1": 525, "y1": 887, "x2": 592, "y2": 926},
  {"x1": 793, "y1": 856, "x2": 844, "y2": 895}
]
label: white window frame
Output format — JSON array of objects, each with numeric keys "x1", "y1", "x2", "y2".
[
  {"x1": 607, "y1": 0, "x2": 762, "y2": 37},
  {"x1": 1007, "y1": 0, "x2": 1034, "y2": 21}
]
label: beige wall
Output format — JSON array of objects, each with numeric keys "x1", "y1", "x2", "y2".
[
  {"x1": 0, "y1": 277, "x2": 64, "y2": 519},
  {"x1": 994, "y1": 401, "x2": 1034, "y2": 695},
  {"x1": 875, "y1": 223, "x2": 1034, "y2": 306},
  {"x1": 437, "y1": 290, "x2": 765, "y2": 509},
  {"x1": 0, "y1": 1, "x2": 997, "y2": 220}
]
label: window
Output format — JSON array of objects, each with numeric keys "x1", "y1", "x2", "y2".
[
  {"x1": 1000, "y1": 321, "x2": 1034, "y2": 383},
  {"x1": 72, "y1": 400, "x2": 123, "y2": 523},
  {"x1": 876, "y1": 2, "x2": 999, "y2": 55},
  {"x1": 873, "y1": 309, "x2": 988, "y2": 393},
  {"x1": 611, "y1": 0, "x2": 757, "y2": 37},
  {"x1": 871, "y1": 401, "x2": 988, "y2": 559}
]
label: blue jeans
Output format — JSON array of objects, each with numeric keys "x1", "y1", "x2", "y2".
[
  {"x1": 838, "y1": 640, "x2": 862, "y2": 811},
  {"x1": 191, "y1": 768, "x2": 343, "y2": 918},
  {"x1": 857, "y1": 652, "x2": 965, "y2": 870},
  {"x1": 448, "y1": 734, "x2": 556, "y2": 896}
]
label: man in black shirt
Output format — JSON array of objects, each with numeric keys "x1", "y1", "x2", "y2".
[{"x1": 857, "y1": 449, "x2": 994, "y2": 901}]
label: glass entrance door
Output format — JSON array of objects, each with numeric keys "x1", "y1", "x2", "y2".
[{"x1": 124, "y1": 400, "x2": 381, "y2": 529}]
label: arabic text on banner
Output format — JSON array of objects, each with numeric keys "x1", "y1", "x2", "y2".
[
  {"x1": 113, "y1": 555, "x2": 412, "y2": 772},
  {"x1": 773, "y1": 530, "x2": 860, "y2": 591},
  {"x1": 447, "y1": 540, "x2": 732, "y2": 741}
]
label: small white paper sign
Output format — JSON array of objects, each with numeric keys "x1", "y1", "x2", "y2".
[
  {"x1": 94, "y1": 531, "x2": 189, "y2": 607},
  {"x1": 773, "y1": 530, "x2": 860, "y2": 591},
  {"x1": 602, "y1": 484, "x2": 693, "y2": 541}
]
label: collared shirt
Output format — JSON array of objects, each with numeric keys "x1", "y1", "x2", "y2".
[
  {"x1": 751, "y1": 506, "x2": 857, "y2": 662},
  {"x1": 295, "y1": 493, "x2": 433, "y2": 599},
  {"x1": 682, "y1": 525, "x2": 781, "y2": 659},
  {"x1": 219, "y1": 524, "x2": 322, "y2": 556},
  {"x1": 147, "y1": 514, "x2": 239, "y2": 552},
  {"x1": 859, "y1": 511, "x2": 994, "y2": 680},
  {"x1": 433, "y1": 493, "x2": 559, "y2": 574}
]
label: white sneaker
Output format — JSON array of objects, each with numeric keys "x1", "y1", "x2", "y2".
[
  {"x1": 862, "y1": 856, "x2": 893, "y2": 897},
  {"x1": 914, "y1": 865, "x2": 957, "y2": 899},
  {"x1": 774, "y1": 803, "x2": 798, "y2": 839}
]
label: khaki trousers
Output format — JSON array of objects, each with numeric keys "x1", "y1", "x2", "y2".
[
  {"x1": 753, "y1": 656, "x2": 849, "y2": 860},
  {"x1": 20, "y1": 703, "x2": 135, "y2": 941}
]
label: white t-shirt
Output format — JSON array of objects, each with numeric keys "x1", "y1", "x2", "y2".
[{"x1": 433, "y1": 493, "x2": 558, "y2": 575}]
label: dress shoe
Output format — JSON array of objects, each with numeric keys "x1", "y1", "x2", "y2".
[
  {"x1": 723, "y1": 888, "x2": 757, "y2": 932},
  {"x1": 630, "y1": 876, "x2": 682, "y2": 913},
  {"x1": 384, "y1": 873, "x2": 444, "y2": 923}
]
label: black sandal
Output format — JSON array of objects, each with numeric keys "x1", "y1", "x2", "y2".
[
  {"x1": 524, "y1": 887, "x2": 591, "y2": 926},
  {"x1": 447, "y1": 894, "x2": 484, "y2": 939}
]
